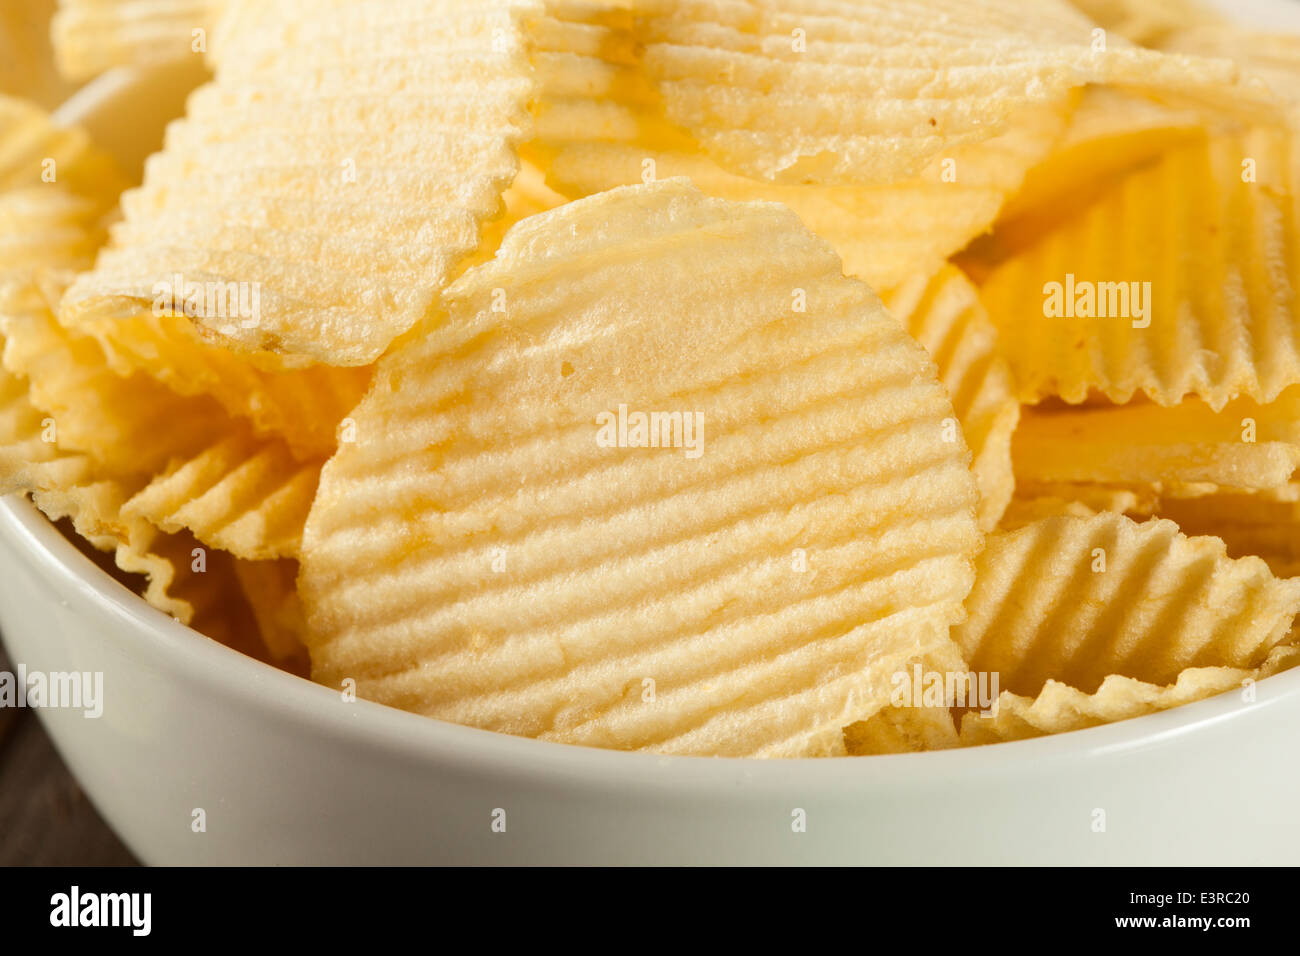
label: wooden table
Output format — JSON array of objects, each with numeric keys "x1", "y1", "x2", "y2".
[{"x1": 0, "y1": 640, "x2": 138, "y2": 866}]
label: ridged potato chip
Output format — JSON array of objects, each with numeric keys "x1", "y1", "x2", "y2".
[
  {"x1": 52, "y1": 0, "x2": 219, "y2": 82},
  {"x1": 1068, "y1": 0, "x2": 1223, "y2": 46},
  {"x1": 301, "y1": 180, "x2": 983, "y2": 758},
  {"x1": 623, "y1": 0, "x2": 1261, "y2": 186},
  {"x1": 0, "y1": 0, "x2": 75, "y2": 107},
  {"x1": 885, "y1": 266, "x2": 1019, "y2": 531},
  {"x1": 30, "y1": 477, "x2": 206, "y2": 621},
  {"x1": 960, "y1": 645, "x2": 1299, "y2": 746},
  {"x1": 999, "y1": 484, "x2": 1155, "y2": 531},
  {"x1": 62, "y1": 0, "x2": 538, "y2": 365},
  {"x1": 961, "y1": 88, "x2": 1206, "y2": 273},
  {"x1": 1162, "y1": 26, "x2": 1300, "y2": 125},
  {"x1": 1156, "y1": 486, "x2": 1300, "y2": 580},
  {"x1": 233, "y1": 558, "x2": 309, "y2": 669},
  {"x1": 1013, "y1": 393, "x2": 1300, "y2": 496},
  {"x1": 120, "y1": 429, "x2": 321, "y2": 560},
  {"x1": 956, "y1": 513, "x2": 1300, "y2": 698},
  {"x1": 531, "y1": 3, "x2": 1071, "y2": 291},
  {"x1": 980, "y1": 128, "x2": 1300, "y2": 410},
  {"x1": 0, "y1": 93, "x2": 127, "y2": 200},
  {"x1": 61, "y1": 308, "x2": 371, "y2": 461},
  {"x1": 842, "y1": 639, "x2": 968, "y2": 755},
  {"x1": 2, "y1": 278, "x2": 321, "y2": 560}
]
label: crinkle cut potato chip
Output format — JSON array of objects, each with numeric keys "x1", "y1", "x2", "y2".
[
  {"x1": 0, "y1": 0, "x2": 75, "y2": 107},
  {"x1": 61, "y1": 307, "x2": 372, "y2": 461},
  {"x1": 52, "y1": 0, "x2": 222, "y2": 82},
  {"x1": 842, "y1": 638, "x2": 968, "y2": 755},
  {"x1": 1012, "y1": 392, "x2": 1300, "y2": 497},
  {"x1": 955, "y1": 513, "x2": 1300, "y2": 699},
  {"x1": 1067, "y1": 0, "x2": 1224, "y2": 47},
  {"x1": 233, "y1": 558, "x2": 310, "y2": 670},
  {"x1": 301, "y1": 180, "x2": 983, "y2": 758},
  {"x1": 1155, "y1": 486, "x2": 1300, "y2": 580},
  {"x1": 1, "y1": 273, "x2": 321, "y2": 561},
  {"x1": 998, "y1": 483, "x2": 1156, "y2": 532},
  {"x1": 622, "y1": 0, "x2": 1263, "y2": 186},
  {"x1": 1162, "y1": 25, "x2": 1300, "y2": 120},
  {"x1": 884, "y1": 266, "x2": 1019, "y2": 531},
  {"x1": 62, "y1": 0, "x2": 539, "y2": 365},
  {"x1": 0, "y1": 93, "x2": 127, "y2": 201},
  {"x1": 980, "y1": 128, "x2": 1300, "y2": 410},
  {"x1": 529, "y1": 3, "x2": 1072, "y2": 291},
  {"x1": 960, "y1": 645, "x2": 1300, "y2": 746},
  {"x1": 0, "y1": 377, "x2": 201, "y2": 623},
  {"x1": 960, "y1": 88, "x2": 1207, "y2": 273}
]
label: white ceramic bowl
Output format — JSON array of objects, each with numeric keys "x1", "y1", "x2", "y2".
[{"x1": 5, "y1": 12, "x2": 1300, "y2": 865}]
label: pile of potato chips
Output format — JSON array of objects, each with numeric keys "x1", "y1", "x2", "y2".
[{"x1": 2, "y1": 0, "x2": 1300, "y2": 757}]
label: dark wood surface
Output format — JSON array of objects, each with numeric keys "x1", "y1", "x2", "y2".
[{"x1": 0, "y1": 639, "x2": 139, "y2": 866}]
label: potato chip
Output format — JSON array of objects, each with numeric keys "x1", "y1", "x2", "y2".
[
  {"x1": 29, "y1": 476, "x2": 207, "y2": 621},
  {"x1": 301, "y1": 180, "x2": 983, "y2": 758},
  {"x1": 62, "y1": 0, "x2": 538, "y2": 365},
  {"x1": 1067, "y1": 0, "x2": 1224, "y2": 46},
  {"x1": 980, "y1": 128, "x2": 1300, "y2": 410},
  {"x1": 956, "y1": 513, "x2": 1300, "y2": 699},
  {"x1": 59, "y1": 308, "x2": 372, "y2": 461},
  {"x1": 0, "y1": 0, "x2": 75, "y2": 107},
  {"x1": 0, "y1": 189, "x2": 109, "y2": 285},
  {"x1": 52, "y1": 0, "x2": 219, "y2": 81},
  {"x1": 624, "y1": 0, "x2": 1261, "y2": 186},
  {"x1": 884, "y1": 266, "x2": 1019, "y2": 531},
  {"x1": 0, "y1": 93, "x2": 127, "y2": 200},
  {"x1": 960, "y1": 645, "x2": 1299, "y2": 746},
  {"x1": 999, "y1": 484, "x2": 1155, "y2": 531},
  {"x1": 961, "y1": 88, "x2": 1207, "y2": 273},
  {"x1": 233, "y1": 558, "x2": 309, "y2": 670},
  {"x1": 531, "y1": 4, "x2": 1072, "y2": 290},
  {"x1": 2, "y1": 287, "x2": 234, "y2": 476},
  {"x1": 1163, "y1": 25, "x2": 1300, "y2": 122},
  {"x1": 1013, "y1": 393, "x2": 1300, "y2": 495},
  {"x1": 463, "y1": 157, "x2": 569, "y2": 270},
  {"x1": 2, "y1": 278, "x2": 321, "y2": 559},
  {"x1": 120, "y1": 430, "x2": 320, "y2": 561},
  {"x1": 842, "y1": 639, "x2": 968, "y2": 755},
  {"x1": 1155, "y1": 486, "x2": 1300, "y2": 580}
]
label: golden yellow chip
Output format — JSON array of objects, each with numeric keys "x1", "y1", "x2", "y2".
[
  {"x1": 961, "y1": 88, "x2": 1207, "y2": 273},
  {"x1": 60, "y1": 307, "x2": 372, "y2": 461},
  {"x1": 52, "y1": 0, "x2": 219, "y2": 81},
  {"x1": 625, "y1": 0, "x2": 1260, "y2": 186},
  {"x1": 2, "y1": 278, "x2": 321, "y2": 560},
  {"x1": 884, "y1": 266, "x2": 1019, "y2": 531},
  {"x1": 956, "y1": 513, "x2": 1300, "y2": 698},
  {"x1": 960, "y1": 645, "x2": 1299, "y2": 746},
  {"x1": 1067, "y1": 0, "x2": 1224, "y2": 46},
  {"x1": 233, "y1": 557, "x2": 309, "y2": 670},
  {"x1": 62, "y1": 0, "x2": 538, "y2": 365},
  {"x1": 120, "y1": 430, "x2": 320, "y2": 561},
  {"x1": 0, "y1": 93, "x2": 127, "y2": 200},
  {"x1": 981, "y1": 128, "x2": 1300, "y2": 410},
  {"x1": 1162, "y1": 26, "x2": 1300, "y2": 127},
  {"x1": 1013, "y1": 393, "x2": 1300, "y2": 496},
  {"x1": 999, "y1": 484, "x2": 1156, "y2": 531},
  {"x1": 2, "y1": 287, "x2": 235, "y2": 477},
  {"x1": 0, "y1": 0, "x2": 75, "y2": 107},
  {"x1": 301, "y1": 180, "x2": 983, "y2": 758},
  {"x1": 1155, "y1": 486, "x2": 1300, "y2": 580},
  {"x1": 842, "y1": 639, "x2": 969, "y2": 755},
  {"x1": 530, "y1": 3, "x2": 1071, "y2": 291}
]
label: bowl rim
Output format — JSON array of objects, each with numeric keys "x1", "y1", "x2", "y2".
[{"x1": 5, "y1": 493, "x2": 1298, "y2": 789}]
